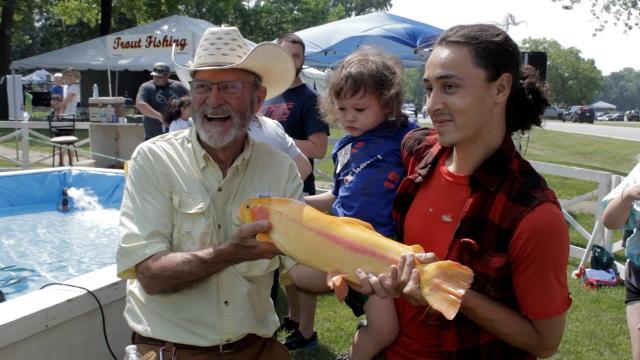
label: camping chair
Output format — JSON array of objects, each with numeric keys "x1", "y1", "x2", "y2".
[{"x1": 47, "y1": 114, "x2": 79, "y2": 167}]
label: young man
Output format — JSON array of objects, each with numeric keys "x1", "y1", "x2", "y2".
[
  {"x1": 117, "y1": 26, "x2": 326, "y2": 360},
  {"x1": 356, "y1": 24, "x2": 572, "y2": 359},
  {"x1": 135, "y1": 62, "x2": 189, "y2": 140},
  {"x1": 260, "y1": 33, "x2": 330, "y2": 350},
  {"x1": 260, "y1": 33, "x2": 329, "y2": 195}
]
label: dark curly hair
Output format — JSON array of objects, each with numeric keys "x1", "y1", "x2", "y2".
[
  {"x1": 163, "y1": 96, "x2": 191, "y2": 125},
  {"x1": 320, "y1": 46, "x2": 408, "y2": 128},
  {"x1": 435, "y1": 24, "x2": 549, "y2": 133}
]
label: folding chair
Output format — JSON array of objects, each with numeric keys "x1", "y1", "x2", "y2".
[{"x1": 48, "y1": 114, "x2": 79, "y2": 167}]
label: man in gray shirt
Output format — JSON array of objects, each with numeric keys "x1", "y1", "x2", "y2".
[{"x1": 136, "y1": 62, "x2": 189, "y2": 140}]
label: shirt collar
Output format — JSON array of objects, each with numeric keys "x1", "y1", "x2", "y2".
[{"x1": 191, "y1": 127, "x2": 254, "y2": 171}]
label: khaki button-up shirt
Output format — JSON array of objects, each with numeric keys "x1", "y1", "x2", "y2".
[{"x1": 116, "y1": 128, "x2": 303, "y2": 346}]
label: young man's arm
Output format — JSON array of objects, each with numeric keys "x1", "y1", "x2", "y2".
[{"x1": 295, "y1": 132, "x2": 328, "y2": 159}]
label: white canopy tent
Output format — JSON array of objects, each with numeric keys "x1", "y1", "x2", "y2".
[
  {"x1": 10, "y1": 15, "x2": 215, "y2": 100},
  {"x1": 590, "y1": 100, "x2": 617, "y2": 111},
  {"x1": 10, "y1": 15, "x2": 214, "y2": 72}
]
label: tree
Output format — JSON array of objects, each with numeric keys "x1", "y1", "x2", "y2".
[
  {"x1": 521, "y1": 37, "x2": 603, "y2": 107},
  {"x1": 1, "y1": 0, "x2": 392, "y2": 118},
  {"x1": 552, "y1": 0, "x2": 640, "y2": 33},
  {"x1": 597, "y1": 68, "x2": 640, "y2": 111},
  {"x1": 404, "y1": 67, "x2": 425, "y2": 111}
]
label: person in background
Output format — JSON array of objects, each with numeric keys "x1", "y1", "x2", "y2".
[
  {"x1": 136, "y1": 62, "x2": 189, "y2": 140},
  {"x1": 260, "y1": 33, "x2": 329, "y2": 196},
  {"x1": 49, "y1": 73, "x2": 64, "y2": 115},
  {"x1": 305, "y1": 46, "x2": 418, "y2": 360},
  {"x1": 260, "y1": 32, "x2": 329, "y2": 351},
  {"x1": 57, "y1": 68, "x2": 81, "y2": 119},
  {"x1": 248, "y1": 115, "x2": 312, "y2": 181},
  {"x1": 164, "y1": 96, "x2": 193, "y2": 132},
  {"x1": 117, "y1": 26, "x2": 327, "y2": 360},
  {"x1": 602, "y1": 162, "x2": 640, "y2": 360},
  {"x1": 355, "y1": 24, "x2": 572, "y2": 359}
]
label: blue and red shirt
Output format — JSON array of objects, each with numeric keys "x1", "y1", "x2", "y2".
[{"x1": 331, "y1": 120, "x2": 417, "y2": 236}]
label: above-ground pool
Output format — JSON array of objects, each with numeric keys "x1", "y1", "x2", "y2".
[{"x1": 0, "y1": 168, "x2": 124, "y2": 301}]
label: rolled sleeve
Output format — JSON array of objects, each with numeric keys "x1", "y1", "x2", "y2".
[{"x1": 116, "y1": 146, "x2": 173, "y2": 278}]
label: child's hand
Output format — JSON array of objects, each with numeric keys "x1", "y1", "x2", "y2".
[{"x1": 624, "y1": 184, "x2": 640, "y2": 203}]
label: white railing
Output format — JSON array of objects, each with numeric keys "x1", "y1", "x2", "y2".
[
  {"x1": 2, "y1": 122, "x2": 629, "y2": 277},
  {"x1": 531, "y1": 161, "x2": 626, "y2": 279}
]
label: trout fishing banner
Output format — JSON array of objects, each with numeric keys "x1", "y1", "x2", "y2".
[{"x1": 107, "y1": 33, "x2": 192, "y2": 57}]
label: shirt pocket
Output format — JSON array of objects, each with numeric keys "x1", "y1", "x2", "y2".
[{"x1": 171, "y1": 192, "x2": 213, "y2": 251}]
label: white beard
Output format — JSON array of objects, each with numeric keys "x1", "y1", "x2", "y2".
[{"x1": 193, "y1": 101, "x2": 253, "y2": 149}]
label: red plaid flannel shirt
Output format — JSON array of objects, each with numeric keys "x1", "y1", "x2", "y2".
[{"x1": 392, "y1": 128, "x2": 560, "y2": 359}]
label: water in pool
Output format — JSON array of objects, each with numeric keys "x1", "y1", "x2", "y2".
[{"x1": 0, "y1": 188, "x2": 120, "y2": 301}]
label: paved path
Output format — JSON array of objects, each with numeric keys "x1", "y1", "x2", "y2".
[{"x1": 542, "y1": 120, "x2": 640, "y2": 142}]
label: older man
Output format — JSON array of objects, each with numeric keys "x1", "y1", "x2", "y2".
[
  {"x1": 117, "y1": 27, "x2": 320, "y2": 359},
  {"x1": 136, "y1": 62, "x2": 189, "y2": 140}
]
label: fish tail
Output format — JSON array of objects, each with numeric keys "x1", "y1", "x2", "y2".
[{"x1": 418, "y1": 261, "x2": 474, "y2": 320}]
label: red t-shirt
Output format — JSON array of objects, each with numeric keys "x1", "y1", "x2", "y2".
[{"x1": 385, "y1": 155, "x2": 571, "y2": 360}]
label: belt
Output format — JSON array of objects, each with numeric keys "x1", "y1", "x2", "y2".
[{"x1": 132, "y1": 332, "x2": 263, "y2": 353}]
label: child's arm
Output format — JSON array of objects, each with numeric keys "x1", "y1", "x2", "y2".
[
  {"x1": 305, "y1": 191, "x2": 336, "y2": 213},
  {"x1": 603, "y1": 184, "x2": 640, "y2": 230}
]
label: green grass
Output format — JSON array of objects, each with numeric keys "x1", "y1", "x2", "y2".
[
  {"x1": 0, "y1": 128, "x2": 90, "y2": 168},
  {"x1": 292, "y1": 126, "x2": 634, "y2": 359},
  {"x1": 522, "y1": 128, "x2": 639, "y2": 175},
  {"x1": 1, "y1": 120, "x2": 634, "y2": 358},
  {"x1": 594, "y1": 121, "x2": 640, "y2": 128}
]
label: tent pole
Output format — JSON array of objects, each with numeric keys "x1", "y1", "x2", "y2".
[
  {"x1": 107, "y1": 64, "x2": 113, "y2": 97},
  {"x1": 115, "y1": 71, "x2": 119, "y2": 96}
]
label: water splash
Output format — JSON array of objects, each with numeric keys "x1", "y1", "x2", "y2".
[{"x1": 66, "y1": 187, "x2": 103, "y2": 211}]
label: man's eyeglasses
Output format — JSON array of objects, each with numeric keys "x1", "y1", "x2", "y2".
[{"x1": 189, "y1": 80, "x2": 257, "y2": 97}]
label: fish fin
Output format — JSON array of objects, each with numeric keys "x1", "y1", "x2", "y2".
[
  {"x1": 256, "y1": 233, "x2": 273, "y2": 242},
  {"x1": 408, "y1": 244, "x2": 425, "y2": 254},
  {"x1": 418, "y1": 260, "x2": 474, "y2": 320},
  {"x1": 337, "y1": 217, "x2": 376, "y2": 231},
  {"x1": 326, "y1": 273, "x2": 349, "y2": 303}
]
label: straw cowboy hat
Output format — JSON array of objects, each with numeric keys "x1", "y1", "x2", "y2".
[{"x1": 173, "y1": 26, "x2": 295, "y2": 100}]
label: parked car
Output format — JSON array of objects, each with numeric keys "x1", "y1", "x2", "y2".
[
  {"x1": 570, "y1": 106, "x2": 595, "y2": 123},
  {"x1": 626, "y1": 110, "x2": 640, "y2": 122},
  {"x1": 543, "y1": 105, "x2": 564, "y2": 120},
  {"x1": 610, "y1": 113, "x2": 625, "y2": 121},
  {"x1": 564, "y1": 106, "x2": 581, "y2": 122}
]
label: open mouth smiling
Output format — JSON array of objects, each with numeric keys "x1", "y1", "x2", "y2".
[{"x1": 204, "y1": 114, "x2": 231, "y2": 122}]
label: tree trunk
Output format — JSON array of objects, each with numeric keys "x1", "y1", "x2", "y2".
[
  {"x1": 100, "y1": 0, "x2": 112, "y2": 36},
  {"x1": 0, "y1": 4, "x2": 16, "y2": 120}
]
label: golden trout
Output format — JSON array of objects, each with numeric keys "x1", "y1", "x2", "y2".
[{"x1": 239, "y1": 197, "x2": 474, "y2": 320}]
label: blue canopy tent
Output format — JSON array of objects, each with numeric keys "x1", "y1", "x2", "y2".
[{"x1": 295, "y1": 12, "x2": 443, "y2": 68}]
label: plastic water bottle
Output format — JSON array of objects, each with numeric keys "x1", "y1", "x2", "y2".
[
  {"x1": 92, "y1": 83, "x2": 99, "y2": 98},
  {"x1": 123, "y1": 344, "x2": 142, "y2": 360}
]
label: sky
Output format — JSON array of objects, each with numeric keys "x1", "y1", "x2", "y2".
[{"x1": 389, "y1": 0, "x2": 640, "y2": 75}]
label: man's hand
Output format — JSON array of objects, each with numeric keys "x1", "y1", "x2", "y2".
[
  {"x1": 224, "y1": 220, "x2": 282, "y2": 262},
  {"x1": 354, "y1": 252, "x2": 438, "y2": 306}
]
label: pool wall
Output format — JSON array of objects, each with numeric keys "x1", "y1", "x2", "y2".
[
  {"x1": 0, "y1": 167, "x2": 128, "y2": 359},
  {"x1": 0, "y1": 167, "x2": 124, "y2": 214}
]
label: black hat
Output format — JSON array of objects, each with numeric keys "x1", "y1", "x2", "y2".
[{"x1": 150, "y1": 62, "x2": 170, "y2": 77}]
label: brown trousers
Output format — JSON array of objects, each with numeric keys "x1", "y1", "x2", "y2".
[{"x1": 132, "y1": 333, "x2": 291, "y2": 360}]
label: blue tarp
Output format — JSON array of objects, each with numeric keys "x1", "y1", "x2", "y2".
[
  {"x1": 0, "y1": 168, "x2": 124, "y2": 214},
  {"x1": 295, "y1": 12, "x2": 443, "y2": 68}
]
